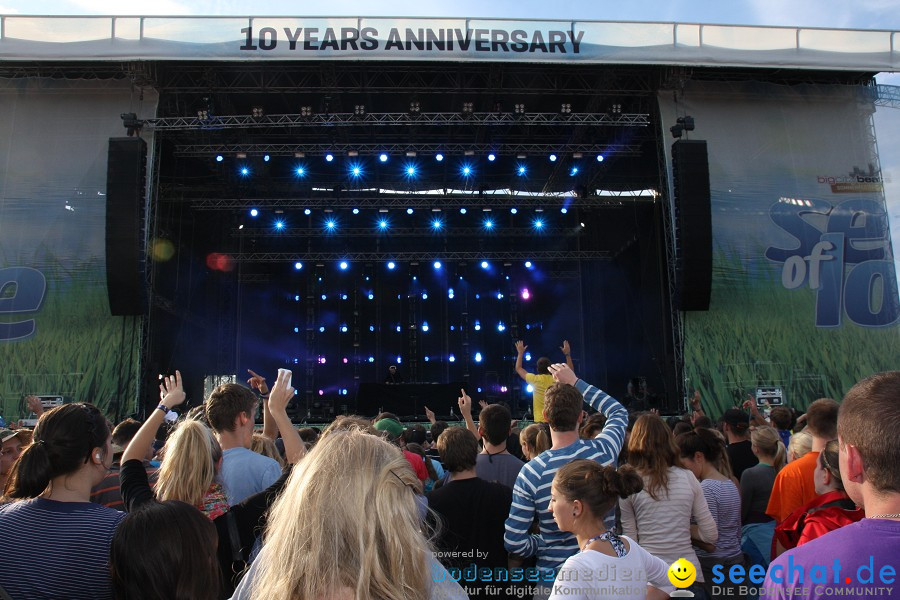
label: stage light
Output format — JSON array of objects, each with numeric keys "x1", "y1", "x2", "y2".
[
  {"x1": 352, "y1": 208, "x2": 359, "y2": 215},
  {"x1": 321, "y1": 294, "x2": 326, "y2": 300},
  {"x1": 378, "y1": 219, "x2": 388, "y2": 230},
  {"x1": 526, "y1": 384, "x2": 534, "y2": 393},
  {"x1": 570, "y1": 167, "x2": 579, "y2": 176},
  {"x1": 433, "y1": 261, "x2": 442, "y2": 270},
  {"x1": 294, "y1": 295, "x2": 300, "y2": 301},
  {"x1": 477, "y1": 387, "x2": 483, "y2": 393},
  {"x1": 240, "y1": 167, "x2": 250, "y2": 176},
  {"x1": 351, "y1": 166, "x2": 361, "y2": 177},
  {"x1": 525, "y1": 260, "x2": 533, "y2": 268},
  {"x1": 339, "y1": 261, "x2": 348, "y2": 270},
  {"x1": 521, "y1": 288, "x2": 531, "y2": 300},
  {"x1": 424, "y1": 356, "x2": 430, "y2": 362},
  {"x1": 387, "y1": 261, "x2": 396, "y2": 270},
  {"x1": 597, "y1": 154, "x2": 605, "y2": 162},
  {"x1": 496, "y1": 292, "x2": 504, "y2": 300},
  {"x1": 275, "y1": 220, "x2": 285, "y2": 230},
  {"x1": 405, "y1": 165, "x2": 417, "y2": 177},
  {"x1": 525, "y1": 352, "x2": 532, "y2": 361},
  {"x1": 215, "y1": 155, "x2": 224, "y2": 162},
  {"x1": 422, "y1": 322, "x2": 429, "y2": 332},
  {"x1": 326, "y1": 220, "x2": 337, "y2": 231},
  {"x1": 459, "y1": 208, "x2": 467, "y2": 215},
  {"x1": 318, "y1": 389, "x2": 324, "y2": 395},
  {"x1": 511, "y1": 208, "x2": 518, "y2": 214},
  {"x1": 379, "y1": 153, "x2": 389, "y2": 162},
  {"x1": 304, "y1": 208, "x2": 312, "y2": 215},
  {"x1": 533, "y1": 219, "x2": 544, "y2": 229},
  {"x1": 449, "y1": 354, "x2": 456, "y2": 362},
  {"x1": 488, "y1": 153, "x2": 496, "y2": 162},
  {"x1": 294, "y1": 261, "x2": 303, "y2": 270},
  {"x1": 517, "y1": 165, "x2": 526, "y2": 176},
  {"x1": 422, "y1": 292, "x2": 428, "y2": 300},
  {"x1": 340, "y1": 325, "x2": 348, "y2": 332},
  {"x1": 319, "y1": 326, "x2": 325, "y2": 332},
  {"x1": 295, "y1": 166, "x2": 306, "y2": 176},
  {"x1": 484, "y1": 219, "x2": 494, "y2": 229},
  {"x1": 368, "y1": 356, "x2": 375, "y2": 362},
  {"x1": 396, "y1": 356, "x2": 402, "y2": 364},
  {"x1": 406, "y1": 208, "x2": 414, "y2": 215},
  {"x1": 369, "y1": 325, "x2": 374, "y2": 331},
  {"x1": 325, "y1": 153, "x2": 334, "y2": 162},
  {"x1": 341, "y1": 388, "x2": 348, "y2": 395},
  {"x1": 497, "y1": 323, "x2": 506, "y2": 332},
  {"x1": 475, "y1": 352, "x2": 483, "y2": 363},
  {"x1": 250, "y1": 208, "x2": 259, "y2": 217},
  {"x1": 263, "y1": 154, "x2": 270, "y2": 162},
  {"x1": 432, "y1": 220, "x2": 443, "y2": 231},
  {"x1": 293, "y1": 327, "x2": 299, "y2": 333},
  {"x1": 481, "y1": 261, "x2": 489, "y2": 269},
  {"x1": 435, "y1": 153, "x2": 444, "y2": 162},
  {"x1": 448, "y1": 288, "x2": 455, "y2": 299},
  {"x1": 500, "y1": 386, "x2": 508, "y2": 393},
  {"x1": 561, "y1": 207, "x2": 568, "y2": 214},
  {"x1": 474, "y1": 321, "x2": 481, "y2": 331},
  {"x1": 341, "y1": 294, "x2": 348, "y2": 300},
  {"x1": 549, "y1": 154, "x2": 557, "y2": 162},
  {"x1": 461, "y1": 165, "x2": 472, "y2": 176},
  {"x1": 396, "y1": 325, "x2": 401, "y2": 332}
]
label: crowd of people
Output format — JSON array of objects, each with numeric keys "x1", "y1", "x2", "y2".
[{"x1": 0, "y1": 340, "x2": 898, "y2": 600}]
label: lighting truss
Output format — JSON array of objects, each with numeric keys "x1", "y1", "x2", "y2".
[
  {"x1": 233, "y1": 226, "x2": 580, "y2": 238},
  {"x1": 147, "y1": 112, "x2": 649, "y2": 131},
  {"x1": 225, "y1": 250, "x2": 612, "y2": 263},
  {"x1": 174, "y1": 142, "x2": 643, "y2": 157}
]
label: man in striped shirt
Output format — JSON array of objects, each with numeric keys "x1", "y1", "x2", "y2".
[{"x1": 504, "y1": 363, "x2": 627, "y2": 590}]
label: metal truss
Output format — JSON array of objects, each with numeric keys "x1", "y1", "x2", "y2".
[
  {"x1": 173, "y1": 142, "x2": 643, "y2": 158},
  {"x1": 233, "y1": 226, "x2": 580, "y2": 238},
  {"x1": 147, "y1": 111, "x2": 649, "y2": 131},
  {"x1": 228, "y1": 250, "x2": 611, "y2": 263},
  {"x1": 177, "y1": 194, "x2": 656, "y2": 210},
  {"x1": 875, "y1": 84, "x2": 900, "y2": 109}
]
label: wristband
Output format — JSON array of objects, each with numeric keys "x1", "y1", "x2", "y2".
[{"x1": 156, "y1": 403, "x2": 170, "y2": 415}]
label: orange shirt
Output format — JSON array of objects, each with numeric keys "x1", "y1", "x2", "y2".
[{"x1": 766, "y1": 451, "x2": 819, "y2": 523}]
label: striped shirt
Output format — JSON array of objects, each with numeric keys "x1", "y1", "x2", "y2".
[
  {"x1": 697, "y1": 478, "x2": 742, "y2": 558},
  {"x1": 0, "y1": 497, "x2": 125, "y2": 600},
  {"x1": 504, "y1": 379, "x2": 627, "y2": 573}
]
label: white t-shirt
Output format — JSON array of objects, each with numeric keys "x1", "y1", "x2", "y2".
[{"x1": 547, "y1": 536, "x2": 674, "y2": 600}]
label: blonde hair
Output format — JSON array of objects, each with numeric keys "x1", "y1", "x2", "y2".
[
  {"x1": 154, "y1": 418, "x2": 221, "y2": 507},
  {"x1": 520, "y1": 423, "x2": 550, "y2": 460},
  {"x1": 787, "y1": 429, "x2": 813, "y2": 462},
  {"x1": 251, "y1": 433, "x2": 285, "y2": 468},
  {"x1": 751, "y1": 426, "x2": 786, "y2": 473},
  {"x1": 250, "y1": 429, "x2": 431, "y2": 600}
]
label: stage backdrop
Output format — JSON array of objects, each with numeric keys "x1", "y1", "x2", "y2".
[
  {"x1": 0, "y1": 78, "x2": 157, "y2": 421},
  {"x1": 660, "y1": 81, "x2": 900, "y2": 416}
]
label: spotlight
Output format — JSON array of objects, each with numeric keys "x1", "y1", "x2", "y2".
[
  {"x1": 422, "y1": 322, "x2": 429, "y2": 332},
  {"x1": 351, "y1": 166, "x2": 361, "y2": 177},
  {"x1": 240, "y1": 167, "x2": 250, "y2": 176},
  {"x1": 449, "y1": 354, "x2": 456, "y2": 362},
  {"x1": 448, "y1": 288, "x2": 454, "y2": 299},
  {"x1": 379, "y1": 153, "x2": 389, "y2": 162},
  {"x1": 517, "y1": 165, "x2": 526, "y2": 176},
  {"x1": 300, "y1": 106, "x2": 312, "y2": 117},
  {"x1": 294, "y1": 261, "x2": 303, "y2": 270},
  {"x1": 597, "y1": 154, "x2": 605, "y2": 162},
  {"x1": 368, "y1": 356, "x2": 375, "y2": 363},
  {"x1": 496, "y1": 292, "x2": 504, "y2": 300},
  {"x1": 514, "y1": 103, "x2": 525, "y2": 114},
  {"x1": 560, "y1": 103, "x2": 572, "y2": 114},
  {"x1": 304, "y1": 208, "x2": 311, "y2": 215},
  {"x1": 525, "y1": 352, "x2": 532, "y2": 361},
  {"x1": 352, "y1": 208, "x2": 359, "y2": 215},
  {"x1": 215, "y1": 155, "x2": 223, "y2": 162},
  {"x1": 521, "y1": 288, "x2": 531, "y2": 300},
  {"x1": 339, "y1": 261, "x2": 348, "y2": 270},
  {"x1": 435, "y1": 153, "x2": 444, "y2": 162},
  {"x1": 325, "y1": 153, "x2": 334, "y2": 162},
  {"x1": 387, "y1": 261, "x2": 396, "y2": 270},
  {"x1": 341, "y1": 325, "x2": 348, "y2": 332},
  {"x1": 549, "y1": 154, "x2": 557, "y2": 162},
  {"x1": 561, "y1": 207, "x2": 568, "y2": 214},
  {"x1": 251, "y1": 106, "x2": 264, "y2": 117},
  {"x1": 275, "y1": 220, "x2": 285, "y2": 230},
  {"x1": 474, "y1": 321, "x2": 481, "y2": 331},
  {"x1": 462, "y1": 102, "x2": 473, "y2": 113},
  {"x1": 488, "y1": 153, "x2": 496, "y2": 162},
  {"x1": 378, "y1": 219, "x2": 388, "y2": 230},
  {"x1": 406, "y1": 208, "x2": 414, "y2": 215},
  {"x1": 526, "y1": 384, "x2": 534, "y2": 393},
  {"x1": 354, "y1": 104, "x2": 366, "y2": 115},
  {"x1": 475, "y1": 352, "x2": 482, "y2": 363},
  {"x1": 263, "y1": 154, "x2": 270, "y2": 162},
  {"x1": 481, "y1": 261, "x2": 489, "y2": 269},
  {"x1": 432, "y1": 219, "x2": 443, "y2": 230},
  {"x1": 511, "y1": 208, "x2": 518, "y2": 214},
  {"x1": 460, "y1": 208, "x2": 467, "y2": 215},
  {"x1": 462, "y1": 166, "x2": 472, "y2": 176},
  {"x1": 409, "y1": 101, "x2": 421, "y2": 113},
  {"x1": 368, "y1": 292, "x2": 374, "y2": 300},
  {"x1": 249, "y1": 208, "x2": 259, "y2": 217},
  {"x1": 497, "y1": 323, "x2": 506, "y2": 332},
  {"x1": 296, "y1": 166, "x2": 306, "y2": 176},
  {"x1": 326, "y1": 220, "x2": 336, "y2": 230},
  {"x1": 484, "y1": 220, "x2": 494, "y2": 229},
  {"x1": 534, "y1": 219, "x2": 544, "y2": 229},
  {"x1": 525, "y1": 261, "x2": 533, "y2": 268},
  {"x1": 406, "y1": 165, "x2": 417, "y2": 177},
  {"x1": 570, "y1": 167, "x2": 579, "y2": 176},
  {"x1": 433, "y1": 261, "x2": 442, "y2": 270}
]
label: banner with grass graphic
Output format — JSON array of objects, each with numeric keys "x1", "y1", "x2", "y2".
[
  {"x1": 659, "y1": 81, "x2": 900, "y2": 416},
  {"x1": 0, "y1": 79, "x2": 157, "y2": 422}
]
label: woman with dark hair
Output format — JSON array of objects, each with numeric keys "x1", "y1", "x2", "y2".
[
  {"x1": 774, "y1": 439, "x2": 864, "y2": 551},
  {"x1": 548, "y1": 460, "x2": 672, "y2": 600},
  {"x1": 677, "y1": 428, "x2": 744, "y2": 599},
  {"x1": 619, "y1": 414, "x2": 716, "y2": 599},
  {"x1": 0, "y1": 403, "x2": 125, "y2": 600},
  {"x1": 110, "y1": 500, "x2": 220, "y2": 600}
]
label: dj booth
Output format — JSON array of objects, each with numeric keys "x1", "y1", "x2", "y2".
[{"x1": 355, "y1": 382, "x2": 465, "y2": 420}]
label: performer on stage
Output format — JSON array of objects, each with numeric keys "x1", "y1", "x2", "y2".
[
  {"x1": 384, "y1": 365, "x2": 405, "y2": 384},
  {"x1": 515, "y1": 340, "x2": 574, "y2": 423}
]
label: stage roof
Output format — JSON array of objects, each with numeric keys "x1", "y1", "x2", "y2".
[{"x1": 0, "y1": 16, "x2": 898, "y2": 71}]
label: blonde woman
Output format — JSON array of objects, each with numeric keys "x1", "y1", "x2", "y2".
[
  {"x1": 251, "y1": 433, "x2": 286, "y2": 468},
  {"x1": 740, "y1": 426, "x2": 787, "y2": 571},
  {"x1": 121, "y1": 369, "x2": 304, "y2": 598},
  {"x1": 519, "y1": 422, "x2": 550, "y2": 460},
  {"x1": 232, "y1": 429, "x2": 466, "y2": 600},
  {"x1": 786, "y1": 429, "x2": 812, "y2": 463}
]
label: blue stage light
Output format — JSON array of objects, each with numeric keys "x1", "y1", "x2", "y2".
[
  {"x1": 433, "y1": 261, "x2": 442, "y2": 270},
  {"x1": 351, "y1": 166, "x2": 361, "y2": 177},
  {"x1": 296, "y1": 166, "x2": 306, "y2": 176},
  {"x1": 422, "y1": 292, "x2": 428, "y2": 300},
  {"x1": 304, "y1": 208, "x2": 312, "y2": 215},
  {"x1": 496, "y1": 292, "x2": 504, "y2": 300},
  {"x1": 474, "y1": 321, "x2": 481, "y2": 331},
  {"x1": 570, "y1": 167, "x2": 579, "y2": 176},
  {"x1": 319, "y1": 326, "x2": 325, "y2": 332},
  {"x1": 396, "y1": 325, "x2": 401, "y2": 332},
  {"x1": 435, "y1": 153, "x2": 444, "y2": 162},
  {"x1": 511, "y1": 207, "x2": 518, "y2": 214},
  {"x1": 369, "y1": 325, "x2": 374, "y2": 331},
  {"x1": 215, "y1": 155, "x2": 224, "y2": 162},
  {"x1": 321, "y1": 294, "x2": 326, "y2": 300},
  {"x1": 534, "y1": 219, "x2": 544, "y2": 229},
  {"x1": 379, "y1": 153, "x2": 389, "y2": 162},
  {"x1": 526, "y1": 384, "x2": 534, "y2": 393},
  {"x1": 275, "y1": 220, "x2": 285, "y2": 230},
  {"x1": 561, "y1": 207, "x2": 568, "y2": 214},
  {"x1": 240, "y1": 167, "x2": 250, "y2": 176},
  {"x1": 448, "y1": 288, "x2": 454, "y2": 299},
  {"x1": 340, "y1": 325, "x2": 348, "y2": 332},
  {"x1": 352, "y1": 208, "x2": 359, "y2": 215},
  {"x1": 367, "y1": 292, "x2": 374, "y2": 300},
  {"x1": 339, "y1": 261, "x2": 348, "y2": 270},
  {"x1": 378, "y1": 219, "x2": 388, "y2": 230},
  {"x1": 294, "y1": 261, "x2": 303, "y2": 270},
  {"x1": 326, "y1": 220, "x2": 336, "y2": 230},
  {"x1": 525, "y1": 261, "x2": 533, "y2": 268},
  {"x1": 549, "y1": 154, "x2": 557, "y2": 162},
  {"x1": 424, "y1": 356, "x2": 430, "y2": 362},
  {"x1": 407, "y1": 208, "x2": 414, "y2": 215},
  {"x1": 488, "y1": 153, "x2": 496, "y2": 162},
  {"x1": 460, "y1": 208, "x2": 467, "y2": 214},
  {"x1": 396, "y1": 356, "x2": 402, "y2": 364},
  {"x1": 475, "y1": 352, "x2": 483, "y2": 362},
  {"x1": 432, "y1": 220, "x2": 443, "y2": 230},
  {"x1": 325, "y1": 153, "x2": 334, "y2": 162},
  {"x1": 484, "y1": 219, "x2": 494, "y2": 229},
  {"x1": 250, "y1": 208, "x2": 259, "y2": 217},
  {"x1": 294, "y1": 295, "x2": 300, "y2": 301},
  {"x1": 525, "y1": 352, "x2": 532, "y2": 361},
  {"x1": 597, "y1": 154, "x2": 605, "y2": 162},
  {"x1": 422, "y1": 322, "x2": 429, "y2": 332},
  {"x1": 387, "y1": 261, "x2": 396, "y2": 270},
  {"x1": 293, "y1": 327, "x2": 299, "y2": 333},
  {"x1": 449, "y1": 354, "x2": 456, "y2": 362},
  {"x1": 517, "y1": 165, "x2": 526, "y2": 176},
  {"x1": 461, "y1": 165, "x2": 472, "y2": 176},
  {"x1": 481, "y1": 261, "x2": 489, "y2": 269},
  {"x1": 497, "y1": 322, "x2": 506, "y2": 331},
  {"x1": 263, "y1": 154, "x2": 270, "y2": 162},
  {"x1": 368, "y1": 356, "x2": 375, "y2": 363},
  {"x1": 341, "y1": 294, "x2": 348, "y2": 300},
  {"x1": 406, "y1": 165, "x2": 417, "y2": 177}
]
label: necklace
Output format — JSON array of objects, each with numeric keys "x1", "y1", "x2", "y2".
[
  {"x1": 581, "y1": 533, "x2": 606, "y2": 551},
  {"x1": 868, "y1": 513, "x2": 900, "y2": 519}
]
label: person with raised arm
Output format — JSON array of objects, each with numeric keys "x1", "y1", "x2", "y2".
[
  {"x1": 120, "y1": 369, "x2": 305, "y2": 598},
  {"x1": 514, "y1": 340, "x2": 574, "y2": 423},
  {"x1": 503, "y1": 363, "x2": 627, "y2": 598}
]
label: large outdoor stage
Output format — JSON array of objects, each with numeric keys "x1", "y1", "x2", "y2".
[{"x1": 0, "y1": 17, "x2": 898, "y2": 422}]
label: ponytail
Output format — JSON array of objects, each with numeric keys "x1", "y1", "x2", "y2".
[
  {"x1": 554, "y1": 460, "x2": 644, "y2": 518},
  {"x1": 750, "y1": 426, "x2": 787, "y2": 474}
]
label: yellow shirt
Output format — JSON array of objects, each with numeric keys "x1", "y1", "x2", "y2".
[{"x1": 525, "y1": 373, "x2": 554, "y2": 423}]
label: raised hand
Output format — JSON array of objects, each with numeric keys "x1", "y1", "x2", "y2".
[
  {"x1": 458, "y1": 389, "x2": 473, "y2": 417},
  {"x1": 159, "y1": 371, "x2": 186, "y2": 409},
  {"x1": 515, "y1": 340, "x2": 527, "y2": 354},
  {"x1": 424, "y1": 405, "x2": 436, "y2": 424},
  {"x1": 268, "y1": 369, "x2": 295, "y2": 414},
  {"x1": 691, "y1": 390, "x2": 702, "y2": 411},
  {"x1": 548, "y1": 363, "x2": 577, "y2": 386},
  {"x1": 560, "y1": 340, "x2": 571, "y2": 356},
  {"x1": 478, "y1": 399, "x2": 488, "y2": 410},
  {"x1": 246, "y1": 369, "x2": 269, "y2": 394},
  {"x1": 25, "y1": 395, "x2": 43, "y2": 415}
]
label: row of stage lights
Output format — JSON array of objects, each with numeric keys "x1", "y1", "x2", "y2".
[
  {"x1": 251, "y1": 209, "x2": 556, "y2": 232},
  {"x1": 297, "y1": 317, "x2": 534, "y2": 335},
  {"x1": 221, "y1": 151, "x2": 604, "y2": 179},
  {"x1": 288, "y1": 259, "x2": 535, "y2": 272},
  {"x1": 308, "y1": 384, "x2": 533, "y2": 397}
]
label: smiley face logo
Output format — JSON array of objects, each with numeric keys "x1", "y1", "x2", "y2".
[{"x1": 668, "y1": 558, "x2": 697, "y2": 588}]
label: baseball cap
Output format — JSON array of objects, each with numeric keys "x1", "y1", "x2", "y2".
[
  {"x1": 722, "y1": 408, "x2": 750, "y2": 430},
  {"x1": 373, "y1": 418, "x2": 404, "y2": 440},
  {"x1": 0, "y1": 428, "x2": 31, "y2": 445}
]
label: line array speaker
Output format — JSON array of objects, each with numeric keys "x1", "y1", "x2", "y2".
[{"x1": 672, "y1": 140, "x2": 712, "y2": 311}]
